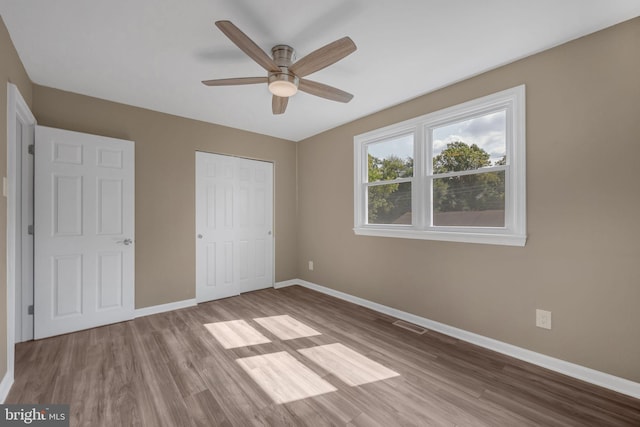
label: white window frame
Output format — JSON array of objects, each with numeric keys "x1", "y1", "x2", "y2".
[{"x1": 354, "y1": 85, "x2": 526, "y2": 246}]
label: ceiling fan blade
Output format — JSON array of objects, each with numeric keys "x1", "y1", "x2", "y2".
[
  {"x1": 202, "y1": 77, "x2": 267, "y2": 86},
  {"x1": 272, "y1": 95, "x2": 288, "y2": 115},
  {"x1": 215, "y1": 20, "x2": 280, "y2": 72},
  {"x1": 298, "y1": 79, "x2": 354, "y2": 103},
  {"x1": 290, "y1": 37, "x2": 356, "y2": 78}
]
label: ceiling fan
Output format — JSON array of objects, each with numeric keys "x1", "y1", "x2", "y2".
[{"x1": 202, "y1": 21, "x2": 357, "y2": 115}]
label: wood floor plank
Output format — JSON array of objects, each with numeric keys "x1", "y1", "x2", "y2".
[
  {"x1": 6, "y1": 286, "x2": 640, "y2": 426},
  {"x1": 184, "y1": 389, "x2": 233, "y2": 427},
  {"x1": 236, "y1": 351, "x2": 337, "y2": 404},
  {"x1": 204, "y1": 319, "x2": 271, "y2": 349},
  {"x1": 129, "y1": 322, "x2": 195, "y2": 427},
  {"x1": 348, "y1": 412, "x2": 387, "y2": 427},
  {"x1": 192, "y1": 354, "x2": 269, "y2": 424},
  {"x1": 253, "y1": 314, "x2": 322, "y2": 340},
  {"x1": 298, "y1": 343, "x2": 400, "y2": 386}
]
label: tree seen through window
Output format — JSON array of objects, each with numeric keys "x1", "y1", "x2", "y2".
[{"x1": 367, "y1": 141, "x2": 505, "y2": 225}]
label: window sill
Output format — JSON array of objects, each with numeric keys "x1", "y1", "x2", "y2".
[{"x1": 353, "y1": 226, "x2": 527, "y2": 247}]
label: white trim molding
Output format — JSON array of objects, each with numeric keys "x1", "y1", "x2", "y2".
[
  {"x1": 5, "y1": 83, "x2": 36, "y2": 403},
  {"x1": 274, "y1": 279, "x2": 300, "y2": 289},
  {"x1": 276, "y1": 279, "x2": 640, "y2": 399},
  {"x1": 134, "y1": 298, "x2": 197, "y2": 318},
  {"x1": 0, "y1": 371, "x2": 13, "y2": 403}
]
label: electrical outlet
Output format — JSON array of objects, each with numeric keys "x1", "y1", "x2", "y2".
[
  {"x1": 308, "y1": 260, "x2": 314, "y2": 271},
  {"x1": 536, "y1": 309, "x2": 552, "y2": 330}
]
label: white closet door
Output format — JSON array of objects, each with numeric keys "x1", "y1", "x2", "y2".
[
  {"x1": 235, "y1": 156, "x2": 273, "y2": 294},
  {"x1": 34, "y1": 126, "x2": 135, "y2": 339},
  {"x1": 195, "y1": 152, "x2": 273, "y2": 302}
]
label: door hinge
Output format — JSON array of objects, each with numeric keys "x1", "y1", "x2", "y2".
[
  {"x1": 28, "y1": 225, "x2": 34, "y2": 235},
  {"x1": 28, "y1": 305, "x2": 34, "y2": 315},
  {"x1": 28, "y1": 144, "x2": 34, "y2": 155}
]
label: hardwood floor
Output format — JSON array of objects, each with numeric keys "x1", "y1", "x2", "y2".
[
  {"x1": 204, "y1": 319, "x2": 271, "y2": 349},
  {"x1": 254, "y1": 315, "x2": 322, "y2": 341},
  {"x1": 7, "y1": 286, "x2": 640, "y2": 426}
]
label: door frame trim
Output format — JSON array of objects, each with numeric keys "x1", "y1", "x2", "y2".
[{"x1": 5, "y1": 83, "x2": 36, "y2": 401}]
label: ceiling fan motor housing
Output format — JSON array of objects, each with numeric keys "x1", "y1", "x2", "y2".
[
  {"x1": 268, "y1": 45, "x2": 299, "y2": 96},
  {"x1": 271, "y1": 45, "x2": 296, "y2": 67}
]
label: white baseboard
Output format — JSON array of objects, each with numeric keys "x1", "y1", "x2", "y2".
[
  {"x1": 134, "y1": 298, "x2": 197, "y2": 318},
  {"x1": 0, "y1": 371, "x2": 14, "y2": 403},
  {"x1": 277, "y1": 279, "x2": 640, "y2": 399},
  {"x1": 274, "y1": 279, "x2": 300, "y2": 289}
]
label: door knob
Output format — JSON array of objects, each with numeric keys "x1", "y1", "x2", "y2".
[
  {"x1": 123, "y1": 238, "x2": 133, "y2": 245},
  {"x1": 197, "y1": 234, "x2": 203, "y2": 239}
]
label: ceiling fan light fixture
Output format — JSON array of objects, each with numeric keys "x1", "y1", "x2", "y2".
[
  {"x1": 268, "y1": 73, "x2": 299, "y2": 97},
  {"x1": 204, "y1": 21, "x2": 356, "y2": 114}
]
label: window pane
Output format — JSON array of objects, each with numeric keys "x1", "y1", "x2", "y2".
[
  {"x1": 432, "y1": 171, "x2": 505, "y2": 227},
  {"x1": 368, "y1": 182, "x2": 412, "y2": 224},
  {"x1": 367, "y1": 134, "x2": 414, "y2": 182},
  {"x1": 432, "y1": 110, "x2": 506, "y2": 174}
]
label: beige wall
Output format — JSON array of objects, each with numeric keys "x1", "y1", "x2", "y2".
[
  {"x1": 32, "y1": 86, "x2": 298, "y2": 308},
  {"x1": 297, "y1": 17, "x2": 640, "y2": 382},
  {"x1": 0, "y1": 16, "x2": 32, "y2": 381}
]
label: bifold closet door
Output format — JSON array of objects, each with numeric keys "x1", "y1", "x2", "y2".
[{"x1": 195, "y1": 152, "x2": 273, "y2": 302}]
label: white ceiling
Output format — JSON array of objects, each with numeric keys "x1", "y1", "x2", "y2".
[{"x1": 2, "y1": 1, "x2": 639, "y2": 141}]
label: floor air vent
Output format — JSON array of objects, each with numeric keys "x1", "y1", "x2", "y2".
[{"x1": 392, "y1": 320, "x2": 427, "y2": 335}]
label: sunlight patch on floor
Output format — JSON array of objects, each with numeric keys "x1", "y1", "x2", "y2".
[
  {"x1": 299, "y1": 343, "x2": 400, "y2": 386},
  {"x1": 253, "y1": 314, "x2": 322, "y2": 340},
  {"x1": 236, "y1": 351, "x2": 337, "y2": 404},
  {"x1": 206, "y1": 316, "x2": 401, "y2": 404},
  {"x1": 203, "y1": 319, "x2": 271, "y2": 349}
]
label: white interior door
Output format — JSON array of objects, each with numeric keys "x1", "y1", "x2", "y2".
[
  {"x1": 196, "y1": 152, "x2": 273, "y2": 302},
  {"x1": 34, "y1": 126, "x2": 135, "y2": 339}
]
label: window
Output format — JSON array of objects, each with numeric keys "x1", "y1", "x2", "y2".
[
  {"x1": 366, "y1": 133, "x2": 414, "y2": 225},
  {"x1": 354, "y1": 86, "x2": 526, "y2": 246}
]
